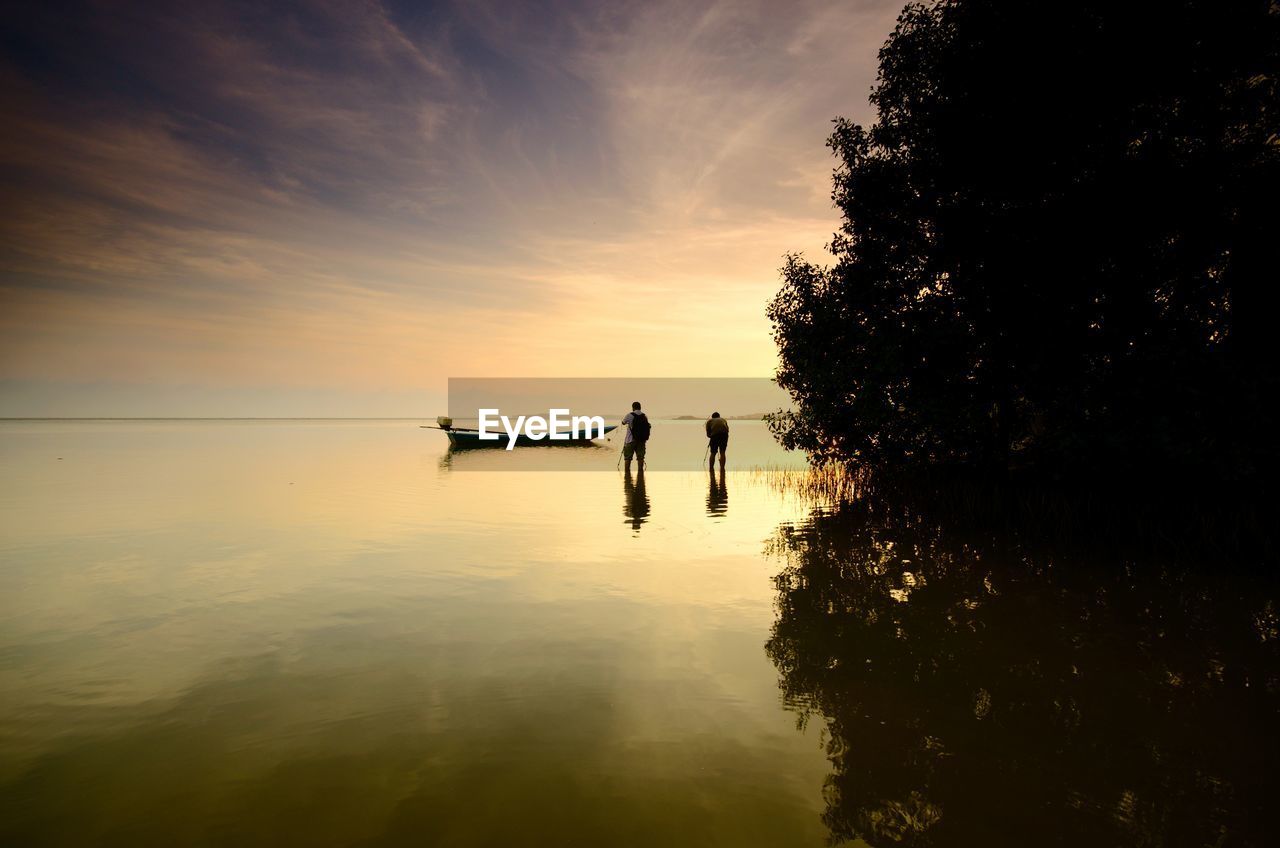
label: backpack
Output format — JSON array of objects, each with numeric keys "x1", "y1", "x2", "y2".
[{"x1": 630, "y1": 412, "x2": 652, "y2": 442}]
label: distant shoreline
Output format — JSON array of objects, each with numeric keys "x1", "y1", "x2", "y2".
[
  {"x1": 667, "y1": 414, "x2": 773, "y2": 421},
  {"x1": 1, "y1": 416, "x2": 779, "y2": 422},
  {"x1": 0, "y1": 417, "x2": 429, "y2": 421}
]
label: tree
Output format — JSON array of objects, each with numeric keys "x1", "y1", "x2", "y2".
[{"x1": 768, "y1": 0, "x2": 1280, "y2": 480}]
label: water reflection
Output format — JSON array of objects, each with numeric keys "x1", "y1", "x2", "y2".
[
  {"x1": 0, "y1": 421, "x2": 828, "y2": 846},
  {"x1": 622, "y1": 467, "x2": 650, "y2": 533},
  {"x1": 767, "y1": 494, "x2": 1279, "y2": 847},
  {"x1": 706, "y1": 467, "x2": 728, "y2": 518}
]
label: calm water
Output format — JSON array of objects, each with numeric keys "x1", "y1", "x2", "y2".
[{"x1": 1, "y1": 420, "x2": 1276, "y2": 846}]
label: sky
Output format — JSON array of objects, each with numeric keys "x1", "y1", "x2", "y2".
[{"x1": 0, "y1": 0, "x2": 901, "y2": 416}]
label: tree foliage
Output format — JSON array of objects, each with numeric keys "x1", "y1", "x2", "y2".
[{"x1": 769, "y1": 0, "x2": 1280, "y2": 479}]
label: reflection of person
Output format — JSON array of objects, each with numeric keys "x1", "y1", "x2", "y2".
[
  {"x1": 706, "y1": 411, "x2": 729, "y2": 470},
  {"x1": 621, "y1": 401, "x2": 649, "y2": 472},
  {"x1": 623, "y1": 466, "x2": 650, "y2": 532},
  {"x1": 706, "y1": 464, "x2": 728, "y2": 518}
]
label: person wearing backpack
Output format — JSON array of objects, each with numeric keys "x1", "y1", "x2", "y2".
[{"x1": 621, "y1": 401, "x2": 651, "y2": 471}]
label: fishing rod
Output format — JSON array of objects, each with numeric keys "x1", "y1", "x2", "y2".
[{"x1": 614, "y1": 415, "x2": 627, "y2": 470}]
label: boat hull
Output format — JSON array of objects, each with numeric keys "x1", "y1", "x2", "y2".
[{"x1": 431, "y1": 425, "x2": 617, "y2": 449}]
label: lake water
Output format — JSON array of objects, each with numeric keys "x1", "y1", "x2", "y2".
[{"x1": 1, "y1": 420, "x2": 1276, "y2": 846}]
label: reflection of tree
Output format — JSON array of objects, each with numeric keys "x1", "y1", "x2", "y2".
[
  {"x1": 706, "y1": 467, "x2": 728, "y2": 518},
  {"x1": 623, "y1": 468, "x2": 650, "y2": 532},
  {"x1": 767, "y1": 496, "x2": 1280, "y2": 847}
]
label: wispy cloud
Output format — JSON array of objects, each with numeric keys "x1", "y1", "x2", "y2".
[{"x1": 0, "y1": 0, "x2": 901, "y2": 414}]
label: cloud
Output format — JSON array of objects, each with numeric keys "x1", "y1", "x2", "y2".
[{"x1": 0, "y1": 0, "x2": 902, "y2": 413}]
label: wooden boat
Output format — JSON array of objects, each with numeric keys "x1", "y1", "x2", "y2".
[{"x1": 422, "y1": 417, "x2": 616, "y2": 449}]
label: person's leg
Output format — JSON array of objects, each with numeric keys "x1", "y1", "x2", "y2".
[
  {"x1": 636, "y1": 441, "x2": 646, "y2": 469},
  {"x1": 623, "y1": 442, "x2": 634, "y2": 472},
  {"x1": 711, "y1": 435, "x2": 726, "y2": 469}
]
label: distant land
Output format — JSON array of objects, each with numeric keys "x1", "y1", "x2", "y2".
[{"x1": 668, "y1": 413, "x2": 774, "y2": 421}]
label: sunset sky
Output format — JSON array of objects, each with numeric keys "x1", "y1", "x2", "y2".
[{"x1": 1, "y1": 0, "x2": 899, "y2": 416}]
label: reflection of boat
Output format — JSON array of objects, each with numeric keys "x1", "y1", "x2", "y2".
[{"x1": 422, "y1": 417, "x2": 615, "y2": 449}]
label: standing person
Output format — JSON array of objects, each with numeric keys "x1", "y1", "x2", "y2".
[
  {"x1": 706, "y1": 411, "x2": 729, "y2": 470},
  {"x1": 621, "y1": 401, "x2": 651, "y2": 471}
]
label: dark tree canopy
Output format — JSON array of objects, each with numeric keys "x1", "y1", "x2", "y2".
[{"x1": 769, "y1": 0, "x2": 1280, "y2": 480}]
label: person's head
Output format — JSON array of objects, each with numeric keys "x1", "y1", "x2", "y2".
[
  {"x1": 632, "y1": 401, "x2": 641, "y2": 411},
  {"x1": 711, "y1": 412, "x2": 720, "y2": 418}
]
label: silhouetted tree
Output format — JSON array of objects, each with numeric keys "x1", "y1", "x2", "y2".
[{"x1": 769, "y1": 0, "x2": 1279, "y2": 480}]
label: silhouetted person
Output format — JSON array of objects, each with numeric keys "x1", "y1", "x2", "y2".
[
  {"x1": 706, "y1": 464, "x2": 728, "y2": 518},
  {"x1": 706, "y1": 411, "x2": 729, "y2": 470},
  {"x1": 623, "y1": 465, "x2": 649, "y2": 532},
  {"x1": 621, "y1": 401, "x2": 650, "y2": 472}
]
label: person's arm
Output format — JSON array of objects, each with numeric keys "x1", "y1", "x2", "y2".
[{"x1": 705, "y1": 419, "x2": 712, "y2": 437}]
